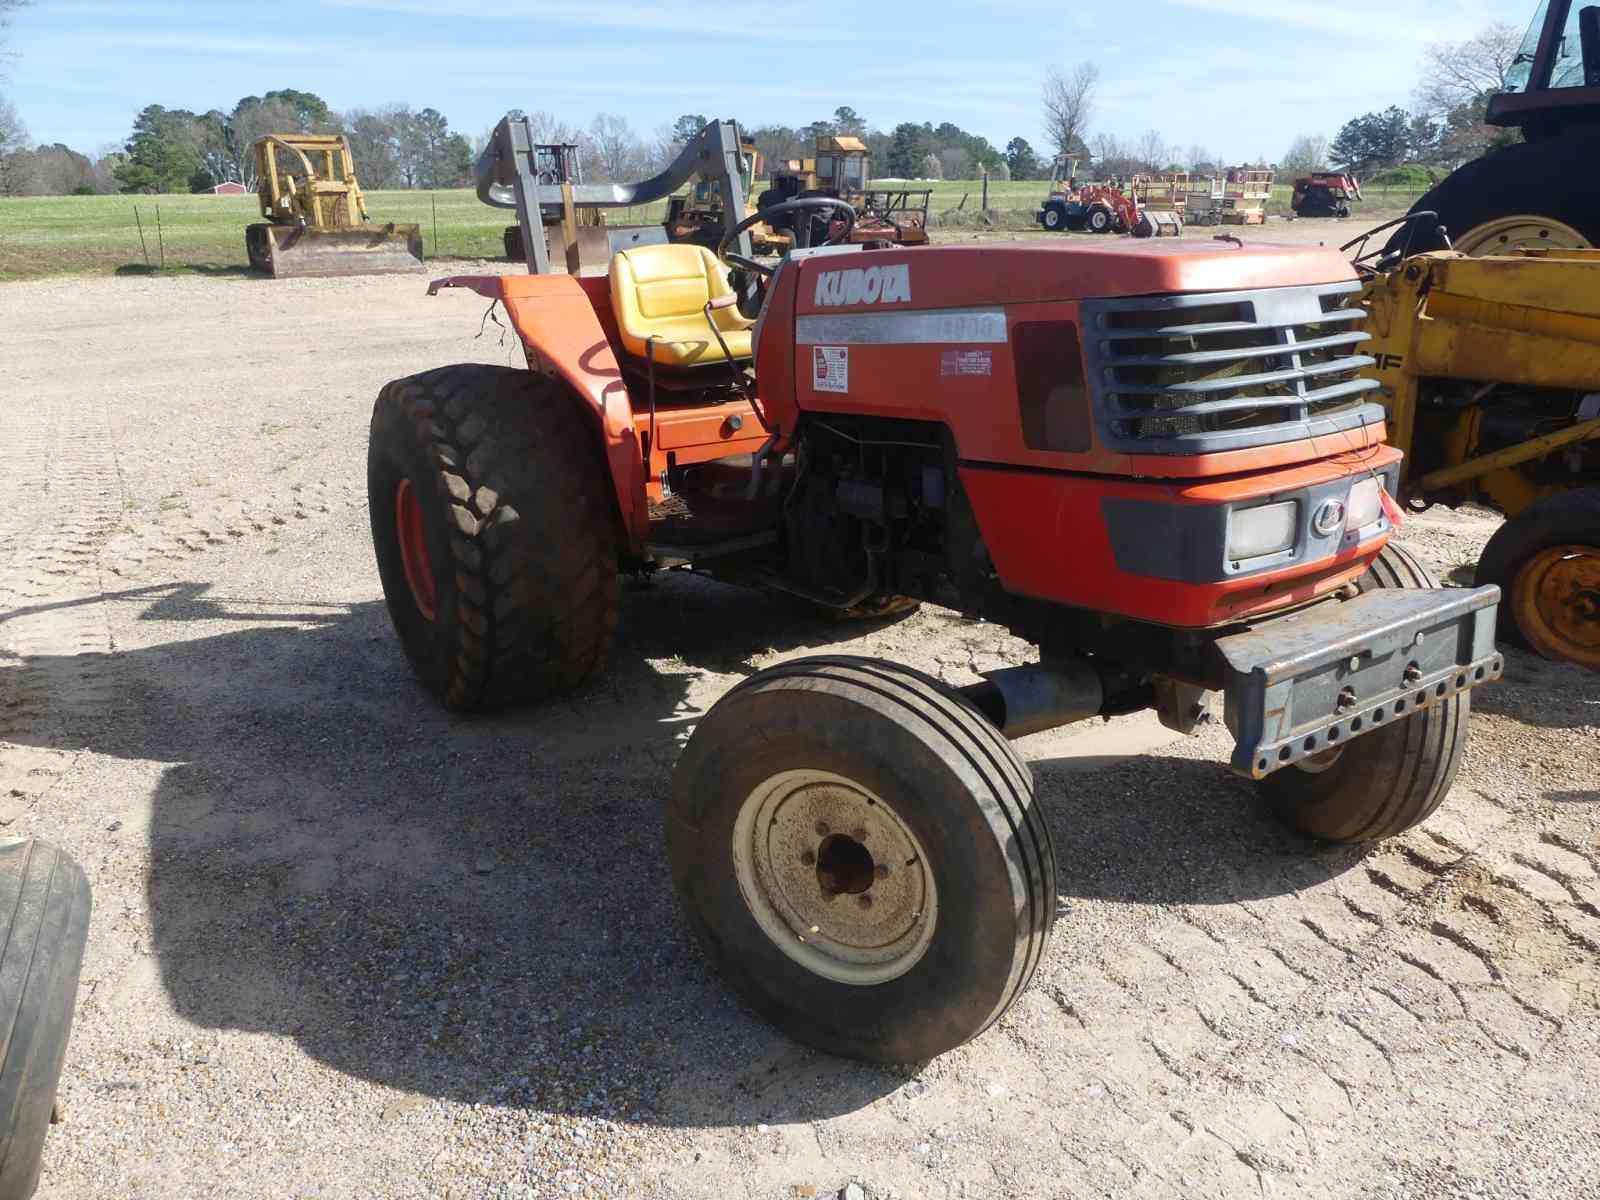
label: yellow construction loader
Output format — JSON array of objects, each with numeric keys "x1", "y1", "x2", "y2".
[
  {"x1": 247, "y1": 134, "x2": 424, "y2": 278},
  {"x1": 1356, "y1": 225, "x2": 1599, "y2": 668}
]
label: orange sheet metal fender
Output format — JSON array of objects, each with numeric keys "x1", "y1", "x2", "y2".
[{"x1": 427, "y1": 275, "x2": 648, "y2": 550}]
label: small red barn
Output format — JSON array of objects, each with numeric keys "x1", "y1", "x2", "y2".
[{"x1": 211, "y1": 181, "x2": 247, "y2": 195}]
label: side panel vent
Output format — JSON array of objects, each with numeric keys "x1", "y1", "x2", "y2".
[{"x1": 1013, "y1": 321, "x2": 1091, "y2": 453}]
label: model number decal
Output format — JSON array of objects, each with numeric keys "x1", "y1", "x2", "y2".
[
  {"x1": 813, "y1": 346, "x2": 849, "y2": 393},
  {"x1": 941, "y1": 349, "x2": 992, "y2": 376},
  {"x1": 814, "y1": 263, "x2": 911, "y2": 307}
]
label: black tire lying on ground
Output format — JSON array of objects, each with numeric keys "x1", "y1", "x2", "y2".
[
  {"x1": 668, "y1": 655, "x2": 1055, "y2": 1063},
  {"x1": 1258, "y1": 544, "x2": 1471, "y2": 842},
  {"x1": 367, "y1": 364, "x2": 620, "y2": 711},
  {"x1": 0, "y1": 839, "x2": 92, "y2": 1200}
]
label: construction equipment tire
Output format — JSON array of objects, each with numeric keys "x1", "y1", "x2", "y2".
[
  {"x1": 0, "y1": 839, "x2": 91, "y2": 1200},
  {"x1": 1476, "y1": 488, "x2": 1600, "y2": 668},
  {"x1": 245, "y1": 224, "x2": 271, "y2": 275},
  {"x1": 1257, "y1": 544, "x2": 1470, "y2": 842},
  {"x1": 1041, "y1": 206, "x2": 1064, "y2": 232},
  {"x1": 503, "y1": 225, "x2": 523, "y2": 262},
  {"x1": 667, "y1": 655, "x2": 1055, "y2": 1063},
  {"x1": 368, "y1": 364, "x2": 619, "y2": 710},
  {"x1": 1387, "y1": 133, "x2": 1600, "y2": 256},
  {"x1": 1086, "y1": 206, "x2": 1113, "y2": 234}
]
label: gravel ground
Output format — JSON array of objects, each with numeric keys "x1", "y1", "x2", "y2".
[{"x1": 1, "y1": 258, "x2": 1596, "y2": 1200}]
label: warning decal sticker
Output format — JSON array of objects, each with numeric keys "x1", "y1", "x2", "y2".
[
  {"x1": 941, "y1": 349, "x2": 993, "y2": 377},
  {"x1": 813, "y1": 345, "x2": 849, "y2": 393}
]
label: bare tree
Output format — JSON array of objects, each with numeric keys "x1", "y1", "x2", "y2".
[
  {"x1": 586, "y1": 113, "x2": 647, "y2": 182},
  {"x1": 1281, "y1": 134, "x2": 1330, "y2": 174},
  {"x1": 1042, "y1": 62, "x2": 1098, "y2": 159},
  {"x1": 937, "y1": 146, "x2": 969, "y2": 180},
  {"x1": 230, "y1": 97, "x2": 302, "y2": 188},
  {"x1": 920, "y1": 151, "x2": 942, "y2": 180},
  {"x1": 0, "y1": 95, "x2": 27, "y2": 195},
  {"x1": 1135, "y1": 130, "x2": 1167, "y2": 171},
  {"x1": 1415, "y1": 23, "x2": 1521, "y2": 118},
  {"x1": 1089, "y1": 132, "x2": 1122, "y2": 170}
]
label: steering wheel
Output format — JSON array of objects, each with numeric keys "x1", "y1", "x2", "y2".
[{"x1": 717, "y1": 197, "x2": 857, "y2": 276}]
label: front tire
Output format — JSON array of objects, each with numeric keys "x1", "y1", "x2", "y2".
[
  {"x1": 1476, "y1": 489, "x2": 1600, "y2": 668},
  {"x1": 1041, "y1": 206, "x2": 1064, "y2": 231},
  {"x1": 1086, "y1": 206, "x2": 1113, "y2": 234},
  {"x1": 668, "y1": 656, "x2": 1055, "y2": 1062},
  {"x1": 1258, "y1": 545, "x2": 1470, "y2": 842},
  {"x1": 367, "y1": 365, "x2": 620, "y2": 710}
]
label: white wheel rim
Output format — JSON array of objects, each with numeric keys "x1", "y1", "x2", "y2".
[
  {"x1": 731, "y1": 769, "x2": 938, "y2": 986},
  {"x1": 1452, "y1": 215, "x2": 1589, "y2": 257}
]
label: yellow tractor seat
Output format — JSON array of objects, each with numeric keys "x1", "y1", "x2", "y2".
[{"x1": 609, "y1": 243, "x2": 754, "y2": 367}]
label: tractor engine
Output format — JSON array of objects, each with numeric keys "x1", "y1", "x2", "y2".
[{"x1": 782, "y1": 418, "x2": 952, "y2": 607}]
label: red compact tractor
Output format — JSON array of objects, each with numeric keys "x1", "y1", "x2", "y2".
[{"x1": 368, "y1": 196, "x2": 1504, "y2": 1062}]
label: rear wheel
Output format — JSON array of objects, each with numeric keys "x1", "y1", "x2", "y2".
[
  {"x1": 1387, "y1": 135, "x2": 1600, "y2": 256},
  {"x1": 367, "y1": 364, "x2": 620, "y2": 710},
  {"x1": 668, "y1": 656, "x2": 1055, "y2": 1062},
  {"x1": 1258, "y1": 544, "x2": 1471, "y2": 842},
  {"x1": 1477, "y1": 489, "x2": 1600, "y2": 668},
  {"x1": 503, "y1": 225, "x2": 524, "y2": 261}
]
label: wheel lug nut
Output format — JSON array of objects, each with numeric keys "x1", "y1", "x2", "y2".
[
  {"x1": 815, "y1": 821, "x2": 830, "y2": 836},
  {"x1": 857, "y1": 894, "x2": 873, "y2": 910},
  {"x1": 800, "y1": 850, "x2": 815, "y2": 866}
]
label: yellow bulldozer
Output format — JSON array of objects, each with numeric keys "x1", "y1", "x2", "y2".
[
  {"x1": 1354, "y1": 222, "x2": 1599, "y2": 668},
  {"x1": 246, "y1": 134, "x2": 424, "y2": 278}
]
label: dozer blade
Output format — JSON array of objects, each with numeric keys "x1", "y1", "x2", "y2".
[{"x1": 258, "y1": 223, "x2": 425, "y2": 278}]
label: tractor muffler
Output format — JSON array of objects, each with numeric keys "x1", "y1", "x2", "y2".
[{"x1": 960, "y1": 662, "x2": 1104, "y2": 739}]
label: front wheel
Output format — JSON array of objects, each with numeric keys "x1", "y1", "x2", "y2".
[
  {"x1": 667, "y1": 656, "x2": 1055, "y2": 1062},
  {"x1": 1258, "y1": 544, "x2": 1470, "y2": 841},
  {"x1": 1041, "y1": 206, "x2": 1064, "y2": 231},
  {"x1": 1086, "y1": 206, "x2": 1113, "y2": 234}
]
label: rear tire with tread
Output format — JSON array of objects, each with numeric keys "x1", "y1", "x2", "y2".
[
  {"x1": 1386, "y1": 134, "x2": 1600, "y2": 255},
  {"x1": 668, "y1": 656, "x2": 1055, "y2": 1062},
  {"x1": 367, "y1": 364, "x2": 619, "y2": 711},
  {"x1": 1258, "y1": 544, "x2": 1470, "y2": 842}
]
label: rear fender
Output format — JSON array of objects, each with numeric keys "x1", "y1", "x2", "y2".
[{"x1": 428, "y1": 275, "x2": 648, "y2": 551}]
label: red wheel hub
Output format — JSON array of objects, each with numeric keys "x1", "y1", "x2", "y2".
[{"x1": 394, "y1": 478, "x2": 436, "y2": 621}]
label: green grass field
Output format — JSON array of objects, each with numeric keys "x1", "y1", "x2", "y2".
[{"x1": 0, "y1": 180, "x2": 1427, "y2": 281}]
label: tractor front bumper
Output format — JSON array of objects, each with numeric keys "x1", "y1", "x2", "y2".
[{"x1": 1214, "y1": 586, "x2": 1503, "y2": 779}]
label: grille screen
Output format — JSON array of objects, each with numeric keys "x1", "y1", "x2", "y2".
[{"x1": 1084, "y1": 281, "x2": 1382, "y2": 453}]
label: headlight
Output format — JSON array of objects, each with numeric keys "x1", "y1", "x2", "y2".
[
  {"x1": 1345, "y1": 476, "x2": 1383, "y2": 531},
  {"x1": 1227, "y1": 500, "x2": 1298, "y2": 561}
]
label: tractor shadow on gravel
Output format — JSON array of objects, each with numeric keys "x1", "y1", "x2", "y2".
[{"x1": 0, "y1": 574, "x2": 1429, "y2": 1127}]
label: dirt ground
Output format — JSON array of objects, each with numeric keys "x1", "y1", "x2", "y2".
[{"x1": 2, "y1": 235, "x2": 1597, "y2": 1200}]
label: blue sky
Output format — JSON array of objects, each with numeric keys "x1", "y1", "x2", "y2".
[{"x1": 6, "y1": 0, "x2": 1511, "y2": 162}]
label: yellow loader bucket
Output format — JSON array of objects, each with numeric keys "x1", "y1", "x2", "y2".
[{"x1": 246, "y1": 222, "x2": 425, "y2": 279}]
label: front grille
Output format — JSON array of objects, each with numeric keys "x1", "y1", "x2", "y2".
[{"x1": 1082, "y1": 280, "x2": 1383, "y2": 454}]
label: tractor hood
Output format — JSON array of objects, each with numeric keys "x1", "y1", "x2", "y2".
[{"x1": 789, "y1": 241, "x2": 1358, "y2": 314}]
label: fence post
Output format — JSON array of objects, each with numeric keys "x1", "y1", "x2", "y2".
[{"x1": 134, "y1": 206, "x2": 150, "y2": 268}]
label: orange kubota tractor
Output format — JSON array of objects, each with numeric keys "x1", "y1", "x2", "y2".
[{"x1": 367, "y1": 175, "x2": 1505, "y2": 1063}]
